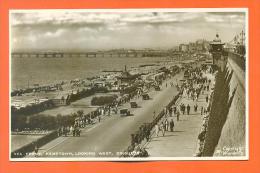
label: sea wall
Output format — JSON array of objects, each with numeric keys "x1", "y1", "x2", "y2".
[
  {"x1": 213, "y1": 57, "x2": 246, "y2": 156},
  {"x1": 202, "y1": 54, "x2": 246, "y2": 156}
]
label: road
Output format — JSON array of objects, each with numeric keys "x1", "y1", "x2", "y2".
[{"x1": 34, "y1": 73, "x2": 183, "y2": 158}]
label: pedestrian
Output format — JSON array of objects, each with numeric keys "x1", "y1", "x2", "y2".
[
  {"x1": 70, "y1": 126, "x2": 73, "y2": 135},
  {"x1": 58, "y1": 127, "x2": 62, "y2": 136},
  {"x1": 183, "y1": 104, "x2": 186, "y2": 115},
  {"x1": 73, "y1": 125, "x2": 76, "y2": 136},
  {"x1": 206, "y1": 95, "x2": 209, "y2": 103},
  {"x1": 169, "y1": 107, "x2": 173, "y2": 117},
  {"x1": 63, "y1": 126, "x2": 67, "y2": 137},
  {"x1": 34, "y1": 143, "x2": 39, "y2": 155},
  {"x1": 177, "y1": 110, "x2": 180, "y2": 121},
  {"x1": 67, "y1": 126, "x2": 70, "y2": 134},
  {"x1": 194, "y1": 103, "x2": 198, "y2": 112},
  {"x1": 160, "y1": 122, "x2": 165, "y2": 136},
  {"x1": 204, "y1": 106, "x2": 207, "y2": 114},
  {"x1": 201, "y1": 106, "x2": 204, "y2": 115},
  {"x1": 194, "y1": 94, "x2": 197, "y2": 101},
  {"x1": 170, "y1": 119, "x2": 175, "y2": 132},
  {"x1": 173, "y1": 105, "x2": 177, "y2": 114},
  {"x1": 155, "y1": 124, "x2": 159, "y2": 137},
  {"x1": 164, "y1": 107, "x2": 168, "y2": 116},
  {"x1": 172, "y1": 107, "x2": 175, "y2": 117},
  {"x1": 108, "y1": 107, "x2": 111, "y2": 116},
  {"x1": 165, "y1": 119, "x2": 169, "y2": 131},
  {"x1": 187, "y1": 104, "x2": 191, "y2": 115},
  {"x1": 145, "y1": 128, "x2": 150, "y2": 142}
]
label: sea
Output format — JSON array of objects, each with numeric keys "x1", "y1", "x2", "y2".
[{"x1": 11, "y1": 56, "x2": 173, "y2": 90}]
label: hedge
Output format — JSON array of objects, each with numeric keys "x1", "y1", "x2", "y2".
[{"x1": 91, "y1": 95, "x2": 117, "y2": 106}]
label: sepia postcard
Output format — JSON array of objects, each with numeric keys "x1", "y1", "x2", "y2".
[{"x1": 9, "y1": 8, "x2": 248, "y2": 161}]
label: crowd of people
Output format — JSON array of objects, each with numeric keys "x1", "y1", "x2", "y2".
[
  {"x1": 124, "y1": 64, "x2": 216, "y2": 157},
  {"x1": 58, "y1": 125, "x2": 81, "y2": 137},
  {"x1": 154, "y1": 118, "x2": 175, "y2": 137}
]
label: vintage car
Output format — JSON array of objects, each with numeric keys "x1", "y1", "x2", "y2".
[
  {"x1": 120, "y1": 108, "x2": 131, "y2": 116},
  {"x1": 154, "y1": 85, "x2": 161, "y2": 91},
  {"x1": 142, "y1": 93, "x2": 150, "y2": 100},
  {"x1": 130, "y1": 102, "x2": 138, "y2": 108}
]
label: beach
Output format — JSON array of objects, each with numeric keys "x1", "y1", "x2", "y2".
[{"x1": 11, "y1": 56, "x2": 174, "y2": 90}]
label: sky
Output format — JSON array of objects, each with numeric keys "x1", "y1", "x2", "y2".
[{"x1": 10, "y1": 10, "x2": 246, "y2": 51}]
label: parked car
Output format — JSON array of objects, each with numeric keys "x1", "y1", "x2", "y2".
[
  {"x1": 130, "y1": 102, "x2": 138, "y2": 108},
  {"x1": 120, "y1": 109, "x2": 131, "y2": 116},
  {"x1": 154, "y1": 86, "x2": 161, "y2": 91},
  {"x1": 142, "y1": 94, "x2": 150, "y2": 100}
]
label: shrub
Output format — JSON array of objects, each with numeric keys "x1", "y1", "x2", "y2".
[{"x1": 91, "y1": 95, "x2": 117, "y2": 106}]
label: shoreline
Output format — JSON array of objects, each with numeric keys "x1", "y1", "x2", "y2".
[
  {"x1": 11, "y1": 56, "x2": 179, "y2": 91},
  {"x1": 11, "y1": 58, "x2": 182, "y2": 110}
]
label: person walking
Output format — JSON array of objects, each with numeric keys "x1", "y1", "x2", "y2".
[
  {"x1": 177, "y1": 110, "x2": 180, "y2": 121},
  {"x1": 187, "y1": 104, "x2": 191, "y2": 115},
  {"x1": 194, "y1": 94, "x2": 197, "y2": 102},
  {"x1": 145, "y1": 128, "x2": 150, "y2": 142},
  {"x1": 169, "y1": 107, "x2": 173, "y2": 117},
  {"x1": 160, "y1": 122, "x2": 165, "y2": 136},
  {"x1": 165, "y1": 119, "x2": 169, "y2": 131},
  {"x1": 173, "y1": 105, "x2": 177, "y2": 114},
  {"x1": 201, "y1": 106, "x2": 204, "y2": 115},
  {"x1": 34, "y1": 143, "x2": 38, "y2": 154},
  {"x1": 170, "y1": 119, "x2": 175, "y2": 132},
  {"x1": 194, "y1": 103, "x2": 198, "y2": 112},
  {"x1": 70, "y1": 126, "x2": 73, "y2": 135},
  {"x1": 164, "y1": 107, "x2": 168, "y2": 116},
  {"x1": 63, "y1": 126, "x2": 67, "y2": 137},
  {"x1": 172, "y1": 107, "x2": 175, "y2": 117},
  {"x1": 58, "y1": 127, "x2": 62, "y2": 136},
  {"x1": 179, "y1": 104, "x2": 183, "y2": 114},
  {"x1": 155, "y1": 124, "x2": 159, "y2": 137}
]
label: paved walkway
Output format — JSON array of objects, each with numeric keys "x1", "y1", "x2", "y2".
[{"x1": 145, "y1": 72, "x2": 215, "y2": 157}]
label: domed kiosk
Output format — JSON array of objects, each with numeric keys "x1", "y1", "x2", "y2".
[{"x1": 209, "y1": 34, "x2": 228, "y2": 71}]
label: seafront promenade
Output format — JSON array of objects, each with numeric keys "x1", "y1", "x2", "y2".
[
  {"x1": 11, "y1": 56, "x2": 220, "y2": 159},
  {"x1": 21, "y1": 66, "x2": 216, "y2": 158},
  {"x1": 145, "y1": 72, "x2": 215, "y2": 157}
]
